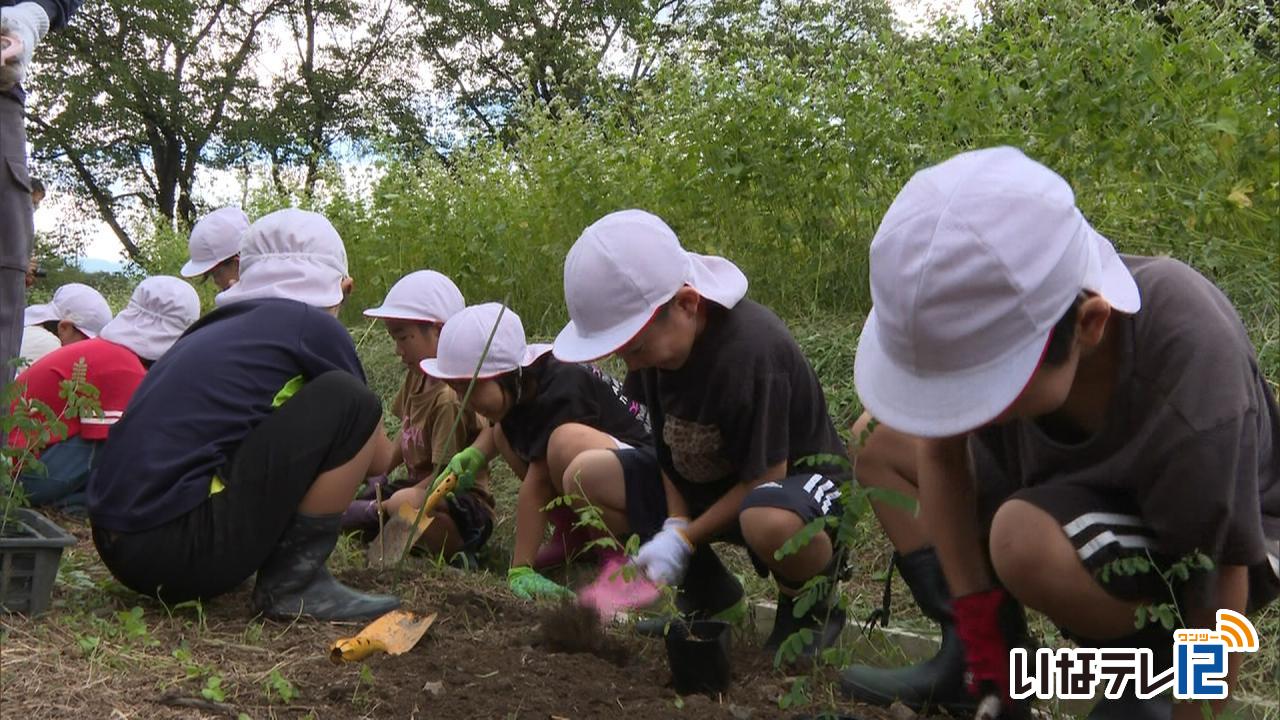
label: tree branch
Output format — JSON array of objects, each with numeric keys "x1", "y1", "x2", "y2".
[{"x1": 28, "y1": 116, "x2": 146, "y2": 264}]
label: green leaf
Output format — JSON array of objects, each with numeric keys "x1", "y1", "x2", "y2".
[
  {"x1": 202, "y1": 675, "x2": 226, "y2": 703},
  {"x1": 773, "y1": 517, "x2": 827, "y2": 561},
  {"x1": 772, "y1": 628, "x2": 814, "y2": 668},
  {"x1": 265, "y1": 669, "x2": 297, "y2": 704},
  {"x1": 865, "y1": 487, "x2": 918, "y2": 514}
]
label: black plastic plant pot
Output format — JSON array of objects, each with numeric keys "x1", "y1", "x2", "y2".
[
  {"x1": 665, "y1": 619, "x2": 732, "y2": 695},
  {"x1": 0, "y1": 508, "x2": 76, "y2": 616}
]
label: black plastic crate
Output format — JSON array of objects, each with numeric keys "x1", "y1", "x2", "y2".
[{"x1": 0, "y1": 509, "x2": 76, "y2": 616}]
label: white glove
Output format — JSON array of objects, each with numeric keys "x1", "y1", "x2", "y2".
[
  {"x1": 1, "y1": 2, "x2": 50, "y2": 86},
  {"x1": 634, "y1": 517, "x2": 693, "y2": 586}
]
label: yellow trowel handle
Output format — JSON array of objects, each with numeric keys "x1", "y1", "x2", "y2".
[
  {"x1": 389, "y1": 473, "x2": 458, "y2": 544},
  {"x1": 423, "y1": 472, "x2": 457, "y2": 515},
  {"x1": 330, "y1": 635, "x2": 390, "y2": 664}
]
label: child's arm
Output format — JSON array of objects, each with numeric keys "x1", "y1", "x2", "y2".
[
  {"x1": 368, "y1": 430, "x2": 397, "y2": 477},
  {"x1": 511, "y1": 460, "x2": 554, "y2": 568},
  {"x1": 663, "y1": 471, "x2": 689, "y2": 519},
  {"x1": 423, "y1": 404, "x2": 463, "y2": 490},
  {"x1": 427, "y1": 426, "x2": 497, "y2": 493},
  {"x1": 471, "y1": 425, "x2": 497, "y2": 460},
  {"x1": 1174, "y1": 565, "x2": 1250, "y2": 720},
  {"x1": 634, "y1": 465, "x2": 785, "y2": 585},
  {"x1": 682, "y1": 461, "x2": 786, "y2": 546},
  {"x1": 387, "y1": 431, "x2": 405, "y2": 477}
]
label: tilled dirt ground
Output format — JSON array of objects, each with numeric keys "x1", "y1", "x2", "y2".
[{"x1": 0, "y1": 517, "x2": 895, "y2": 720}]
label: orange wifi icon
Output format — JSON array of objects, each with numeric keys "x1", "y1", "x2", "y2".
[{"x1": 1215, "y1": 609, "x2": 1259, "y2": 652}]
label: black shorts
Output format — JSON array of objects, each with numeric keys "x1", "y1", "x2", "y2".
[
  {"x1": 444, "y1": 493, "x2": 495, "y2": 553},
  {"x1": 618, "y1": 446, "x2": 847, "y2": 576},
  {"x1": 618, "y1": 446, "x2": 665, "y2": 541},
  {"x1": 93, "y1": 371, "x2": 383, "y2": 603},
  {"x1": 975, "y1": 461, "x2": 1280, "y2": 614}
]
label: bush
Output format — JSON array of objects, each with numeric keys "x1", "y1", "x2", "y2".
[{"x1": 272, "y1": 0, "x2": 1280, "y2": 378}]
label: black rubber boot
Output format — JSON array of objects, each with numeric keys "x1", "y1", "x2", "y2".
[
  {"x1": 636, "y1": 544, "x2": 745, "y2": 637},
  {"x1": 763, "y1": 583, "x2": 847, "y2": 659},
  {"x1": 1079, "y1": 624, "x2": 1174, "y2": 720},
  {"x1": 764, "y1": 543, "x2": 850, "y2": 659},
  {"x1": 839, "y1": 547, "x2": 980, "y2": 714},
  {"x1": 253, "y1": 512, "x2": 401, "y2": 621},
  {"x1": 1088, "y1": 692, "x2": 1172, "y2": 720}
]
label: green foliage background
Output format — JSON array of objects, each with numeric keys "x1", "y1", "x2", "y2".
[{"x1": 132, "y1": 0, "x2": 1277, "y2": 382}]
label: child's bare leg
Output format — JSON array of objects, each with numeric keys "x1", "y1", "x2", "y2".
[
  {"x1": 740, "y1": 506, "x2": 834, "y2": 590},
  {"x1": 850, "y1": 412, "x2": 930, "y2": 554},
  {"x1": 990, "y1": 499, "x2": 1140, "y2": 638},
  {"x1": 546, "y1": 423, "x2": 630, "y2": 535},
  {"x1": 416, "y1": 510, "x2": 463, "y2": 559},
  {"x1": 560, "y1": 450, "x2": 629, "y2": 536},
  {"x1": 382, "y1": 487, "x2": 428, "y2": 513},
  {"x1": 379, "y1": 487, "x2": 464, "y2": 558}
]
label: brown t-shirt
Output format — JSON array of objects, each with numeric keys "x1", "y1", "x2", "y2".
[
  {"x1": 972, "y1": 255, "x2": 1279, "y2": 607},
  {"x1": 392, "y1": 371, "x2": 494, "y2": 513}
]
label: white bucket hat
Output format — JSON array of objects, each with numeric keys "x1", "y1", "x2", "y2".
[
  {"x1": 421, "y1": 303, "x2": 552, "y2": 380},
  {"x1": 180, "y1": 207, "x2": 250, "y2": 277},
  {"x1": 24, "y1": 283, "x2": 113, "y2": 338},
  {"x1": 100, "y1": 276, "x2": 201, "y2": 361},
  {"x1": 853, "y1": 146, "x2": 1142, "y2": 439},
  {"x1": 553, "y1": 209, "x2": 748, "y2": 363},
  {"x1": 215, "y1": 208, "x2": 349, "y2": 308},
  {"x1": 364, "y1": 270, "x2": 465, "y2": 324}
]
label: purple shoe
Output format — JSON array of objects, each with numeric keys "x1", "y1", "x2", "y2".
[
  {"x1": 355, "y1": 474, "x2": 391, "y2": 501},
  {"x1": 341, "y1": 499, "x2": 381, "y2": 534}
]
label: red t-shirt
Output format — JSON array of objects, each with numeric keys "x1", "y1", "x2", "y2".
[{"x1": 8, "y1": 338, "x2": 146, "y2": 451}]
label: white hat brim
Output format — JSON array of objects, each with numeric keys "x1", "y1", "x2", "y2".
[
  {"x1": 553, "y1": 304, "x2": 658, "y2": 364},
  {"x1": 180, "y1": 257, "x2": 223, "y2": 278},
  {"x1": 362, "y1": 306, "x2": 443, "y2": 323},
  {"x1": 419, "y1": 357, "x2": 500, "y2": 381},
  {"x1": 687, "y1": 253, "x2": 748, "y2": 309},
  {"x1": 553, "y1": 248, "x2": 747, "y2": 363},
  {"x1": 24, "y1": 303, "x2": 58, "y2": 326},
  {"x1": 215, "y1": 271, "x2": 344, "y2": 309},
  {"x1": 853, "y1": 307, "x2": 1052, "y2": 438},
  {"x1": 1087, "y1": 226, "x2": 1141, "y2": 314},
  {"x1": 421, "y1": 343, "x2": 553, "y2": 381},
  {"x1": 523, "y1": 343, "x2": 553, "y2": 366}
]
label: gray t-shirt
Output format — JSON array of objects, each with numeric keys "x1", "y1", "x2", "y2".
[{"x1": 972, "y1": 256, "x2": 1279, "y2": 604}]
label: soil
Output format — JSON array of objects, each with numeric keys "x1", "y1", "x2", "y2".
[
  {"x1": 536, "y1": 602, "x2": 632, "y2": 668},
  {"x1": 1, "y1": 517, "x2": 895, "y2": 720}
]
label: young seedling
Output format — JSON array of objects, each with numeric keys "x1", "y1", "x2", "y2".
[{"x1": 264, "y1": 668, "x2": 298, "y2": 704}]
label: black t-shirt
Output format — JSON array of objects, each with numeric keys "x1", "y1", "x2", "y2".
[
  {"x1": 88, "y1": 299, "x2": 367, "y2": 532},
  {"x1": 500, "y1": 354, "x2": 652, "y2": 464},
  {"x1": 624, "y1": 299, "x2": 847, "y2": 511}
]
